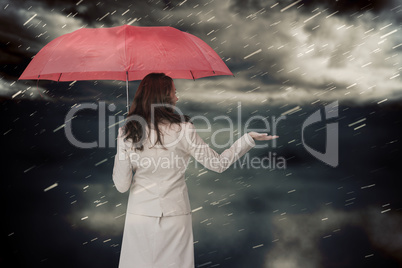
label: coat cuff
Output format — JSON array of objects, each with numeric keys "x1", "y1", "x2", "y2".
[{"x1": 244, "y1": 132, "x2": 256, "y2": 148}]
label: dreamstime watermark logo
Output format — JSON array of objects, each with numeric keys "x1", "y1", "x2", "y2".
[{"x1": 62, "y1": 101, "x2": 339, "y2": 169}]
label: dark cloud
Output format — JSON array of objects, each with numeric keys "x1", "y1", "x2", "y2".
[
  {"x1": 230, "y1": 0, "x2": 396, "y2": 15},
  {"x1": 6, "y1": 0, "x2": 123, "y2": 26},
  {"x1": 2, "y1": 0, "x2": 401, "y2": 105},
  {"x1": 301, "y1": 0, "x2": 393, "y2": 14}
]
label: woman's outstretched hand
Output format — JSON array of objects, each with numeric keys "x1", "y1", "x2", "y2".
[{"x1": 248, "y1": 132, "x2": 279, "y2": 141}]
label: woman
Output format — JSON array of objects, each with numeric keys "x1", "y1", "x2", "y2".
[{"x1": 112, "y1": 73, "x2": 278, "y2": 268}]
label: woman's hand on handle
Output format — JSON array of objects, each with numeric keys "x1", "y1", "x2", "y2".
[{"x1": 248, "y1": 132, "x2": 279, "y2": 141}]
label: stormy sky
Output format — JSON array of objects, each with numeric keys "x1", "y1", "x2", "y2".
[{"x1": 1, "y1": 0, "x2": 402, "y2": 268}]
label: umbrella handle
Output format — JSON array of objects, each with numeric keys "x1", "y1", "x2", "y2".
[{"x1": 126, "y1": 72, "x2": 129, "y2": 114}]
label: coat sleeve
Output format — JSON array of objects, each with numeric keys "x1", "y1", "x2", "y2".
[
  {"x1": 112, "y1": 127, "x2": 134, "y2": 193},
  {"x1": 183, "y1": 122, "x2": 256, "y2": 173}
]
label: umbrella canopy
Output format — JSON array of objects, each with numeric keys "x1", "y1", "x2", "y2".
[{"x1": 19, "y1": 25, "x2": 233, "y2": 81}]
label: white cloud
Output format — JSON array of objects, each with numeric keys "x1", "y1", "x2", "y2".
[
  {"x1": 175, "y1": 77, "x2": 286, "y2": 105},
  {"x1": 169, "y1": 1, "x2": 402, "y2": 105}
]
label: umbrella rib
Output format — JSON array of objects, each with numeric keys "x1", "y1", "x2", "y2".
[
  {"x1": 182, "y1": 32, "x2": 216, "y2": 78},
  {"x1": 37, "y1": 34, "x2": 69, "y2": 81}
]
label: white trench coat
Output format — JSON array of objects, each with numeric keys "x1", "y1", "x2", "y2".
[{"x1": 113, "y1": 122, "x2": 255, "y2": 268}]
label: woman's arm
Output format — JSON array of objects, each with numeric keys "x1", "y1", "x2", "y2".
[
  {"x1": 184, "y1": 122, "x2": 267, "y2": 173},
  {"x1": 112, "y1": 127, "x2": 134, "y2": 193}
]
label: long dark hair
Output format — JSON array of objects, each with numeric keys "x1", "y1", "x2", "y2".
[{"x1": 123, "y1": 73, "x2": 190, "y2": 151}]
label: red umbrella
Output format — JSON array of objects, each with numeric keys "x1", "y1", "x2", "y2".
[{"x1": 19, "y1": 25, "x2": 233, "y2": 111}]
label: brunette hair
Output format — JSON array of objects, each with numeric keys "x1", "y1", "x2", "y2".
[{"x1": 122, "y1": 73, "x2": 190, "y2": 151}]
